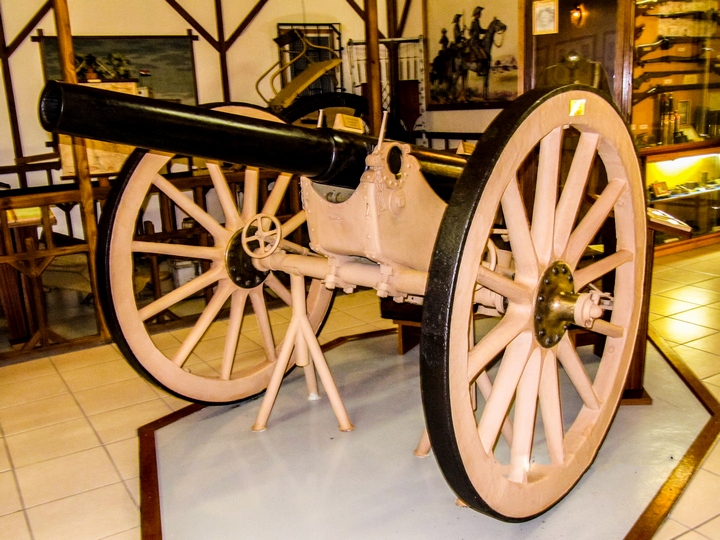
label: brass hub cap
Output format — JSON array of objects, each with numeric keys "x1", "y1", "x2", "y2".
[
  {"x1": 534, "y1": 261, "x2": 578, "y2": 348},
  {"x1": 226, "y1": 227, "x2": 269, "y2": 289}
]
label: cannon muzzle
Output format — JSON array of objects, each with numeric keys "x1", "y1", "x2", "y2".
[{"x1": 40, "y1": 81, "x2": 465, "y2": 192}]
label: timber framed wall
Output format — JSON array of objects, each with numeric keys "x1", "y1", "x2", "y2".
[
  {"x1": 0, "y1": 0, "x2": 425, "y2": 190},
  {"x1": 0, "y1": 0, "x2": 424, "y2": 360}
]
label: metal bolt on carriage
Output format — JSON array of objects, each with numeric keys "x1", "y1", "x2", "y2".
[{"x1": 39, "y1": 80, "x2": 646, "y2": 521}]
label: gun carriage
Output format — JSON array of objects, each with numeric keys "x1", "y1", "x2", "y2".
[{"x1": 39, "y1": 80, "x2": 646, "y2": 521}]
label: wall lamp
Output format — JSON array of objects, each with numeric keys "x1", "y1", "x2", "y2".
[{"x1": 570, "y1": 3, "x2": 587, "y2": 27}]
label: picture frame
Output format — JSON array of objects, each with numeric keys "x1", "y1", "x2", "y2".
[
  {"x1": 423, "y1": 0, "x2": 520, "y2": 109},
  {"x1": 533, "y1": 0, "x2": 558, "y2": 35},
  {"x1": 34, "y1": 33, "x2": 199, "y2": 176},
  {"x1": 651, "y1": 181, "x2": 670, "y2": 198},
  {"x1": 34, "y1": 33, "x2": 198, "y2": 105}
]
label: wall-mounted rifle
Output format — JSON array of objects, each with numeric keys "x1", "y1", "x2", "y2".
[
  {"x1": 632, "y1": 81, "x2": 720, "y2": 104},
  {"x1": 636, "y1": 51, "x2": 710, "y2": 68},
  {"x1": 636, "y1": 36, "x2": 704, "y2": 60},
  {"x1": 642, "y1": 9, "x2": 718, "y2": 20},
  {"x1": 633, "y1": 67, "x2": 719, "y2": 89},
  {"x1": 636, "y1": 0, "x2": 682, "y2": 16}
]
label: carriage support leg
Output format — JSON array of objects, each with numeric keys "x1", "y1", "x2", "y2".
[{"x1": 252, "y1": 274, "x2": 354, "y2": 432}]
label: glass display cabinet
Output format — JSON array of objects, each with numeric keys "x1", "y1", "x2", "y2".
[{"x1": 632, "y1": 0, "x2": 720, "y2": 247}]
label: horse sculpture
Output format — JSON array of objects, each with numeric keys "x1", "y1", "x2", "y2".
[{"x1": 431, "y1": 17, "x2": 507, "y2": 101}]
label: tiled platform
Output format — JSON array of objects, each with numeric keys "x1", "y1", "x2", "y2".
[{"x1": 153, "y1": 334, "x2": 706, "y2": 539}]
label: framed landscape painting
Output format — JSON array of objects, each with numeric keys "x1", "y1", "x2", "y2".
[{"x1": 36, "y1": 34, "x2": 198, "y2": 105}]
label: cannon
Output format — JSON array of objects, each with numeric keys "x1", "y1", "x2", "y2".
[{"x1": 40, "y1": 80, "x2": 646, "y2": 521}]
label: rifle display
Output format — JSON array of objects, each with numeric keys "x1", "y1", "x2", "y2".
[
  {"x1": 633, "y1": 67, "x2": 720, "y2": 88},
  {"x1": 635, "y1": 36, "x2": 703, "y2": 59},
  {"x1": 636, "y1": 0, "x2": 694, "y2": 16},
  {"x1": 642, "y1": 9, "x2": 718, "y2": 20},
  {"x1": 636, "y1": 52, "x2": 710, "y2": 67}
]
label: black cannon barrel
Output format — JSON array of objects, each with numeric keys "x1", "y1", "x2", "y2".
[{"x1": 39, "y1": 81, "x2": 466, "y2": 192}]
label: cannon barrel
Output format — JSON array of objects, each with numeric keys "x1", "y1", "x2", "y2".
[{"x1": 39, "y1": 81, "x2": 466, "y2": 192}]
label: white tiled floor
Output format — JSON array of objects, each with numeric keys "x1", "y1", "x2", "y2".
[
  {"x1": 0, "y1": 291, "x2": 392, "y2": 540},
  {"x1": 1, "y1": 244, "x2": 720, "y2": 539},
  {"x1": 649, "y1": 244, "x2": 720, "y2": 540}
]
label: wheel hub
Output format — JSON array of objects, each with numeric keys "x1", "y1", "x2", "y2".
[
  {"x1": 226, "y1": 227, "x2": 270, "y2": 289},
  {"x1": 534, "y1": 261, "x2": 577, "y2": 348}
]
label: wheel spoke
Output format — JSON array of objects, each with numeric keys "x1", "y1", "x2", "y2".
[
  {"x1": 565, "y1": 179, "x2": 626, "y2": 268},
  {"x1": 477, "y1": 331, "x2": 534, "y2": 453},
  {"x1": 501, "y1": 176, "x2": 539, "y2": 281},
  {"x1": 249, "y1": 286, "x2": 277, "y2": 362},
  {"x1": 508, "y1": 345, "x2": 542, "y2": 483},
  {"x1": 553, "y1": 132, "x2": 600, "y2": 257},
  {"x1": 220, "y1": 289, "x2": 249, "y2": 380},
  {"x1": 573, "y1": 249, "x2": 633, "y2": 289},
  {"x1": 280, "y1": 210, "x2": 307, "y2": 238},
  {"x1": 531, "y1": 127, "x2": 562, "y2": 266},
  {"x1": 539, "y1": 348, "x2": 565, "y2": 464},
  {"x1": 265, "y1": 273, "x2": 293, "y2": 307},
  {"x1": 138, "y1": 266, "x2": 223, "y2": 321},
  {"x1": 242, "y1": 167, "x2": 260, "y2": 222},
  {"x1": 152, "y1": 175, "x2": 229, "y2": 241},
  {"x1": 131, "y1": 241, "x2": 221, "y2": 261},
  {"x1": 477, "y1": 371, "x2": 514, "y2": 446},
  {"x1": 476, "y1": 265, "x2": 532, "y2": 306},
  {"x1": 207, "y1": 162, "x2": 242, "y2": 230},
  {"x1": 467, "y1": 307, "x2": 528, "y2": 381},
  {"x1": 171, "y1": 280, "x2": 234, "y2": 367},
  {"x1": 557, "y1": 337, "x2": 600, "y2": 410},
  {"x1": 261, "y1": 173, "x2": 293, "y2": 215}
]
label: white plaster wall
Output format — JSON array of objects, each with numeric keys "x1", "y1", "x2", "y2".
[
  {"x1": 226, "y1": 0, "x2": 376, "y2": 104},
  {"x1": 0, "y1": 0, "x2": 501, "y2": 188}
]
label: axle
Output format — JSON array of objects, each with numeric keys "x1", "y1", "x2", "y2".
[{"x1": 39, "y1": 81, "x2": 466, "y2": 192}]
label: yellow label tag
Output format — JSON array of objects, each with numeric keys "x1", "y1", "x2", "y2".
[
  {"x1": 333, "y1": 113, "x2": 365, "y2": 134},
  {"x1": 6, "y1": 207, "x2": 44, "y2": 226},
  {"x1": 569, "y1": 99, "x2": 586, "y2": 117},
  {"x1": 12, "y1": 207, "x2": 43, "y2": 220},
  {"x1": 455, "y1": 141, "x2": 476, "y2": 156}
]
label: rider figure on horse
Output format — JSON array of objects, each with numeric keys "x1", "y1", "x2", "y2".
[
  {"x1": 452, "y1": 14, "x2": 465, "y2": 48},
  {"x1": 469, "y1": 6, "x2": 488, "y2": 61}
]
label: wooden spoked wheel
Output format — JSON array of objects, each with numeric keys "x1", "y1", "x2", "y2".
[
  {"x1": 98, "y1": 105, "x2": 333, "y2": 404},
  {"x1": 420, "y1": 86, "x2": 646, "y2": 520}
]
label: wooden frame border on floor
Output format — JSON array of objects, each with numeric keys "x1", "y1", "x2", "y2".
[
  {"x1": 137, "y1": 328, "x2": 720, "y2": 539},
  {"x1": 625, "y1": 328, "x2": 720, "y2": 539}
]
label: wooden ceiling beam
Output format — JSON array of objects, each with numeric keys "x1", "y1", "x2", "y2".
[
  {"x1": 396, "y1": 0, "x2": 412, "y2": 37},
  {"x1": 226, "y1": 0, "x2": 270, "y2": 48},
  {"x1": 7, "y1": 0, "x2": 52, "y2": 56},
  {"x1": 165, "y1": 0, "x2": 219, "y2": 49},
  {"x1": 344, "y1": 0, "x2": 386, "y2": 40}
]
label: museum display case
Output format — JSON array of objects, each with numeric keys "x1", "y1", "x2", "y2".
[
  {"x1": 632, "y1": 0, "x2": 720, "y2": 245},
  {"x1": 642, "y1": 141, "x2": 720, "y2": 243}
]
